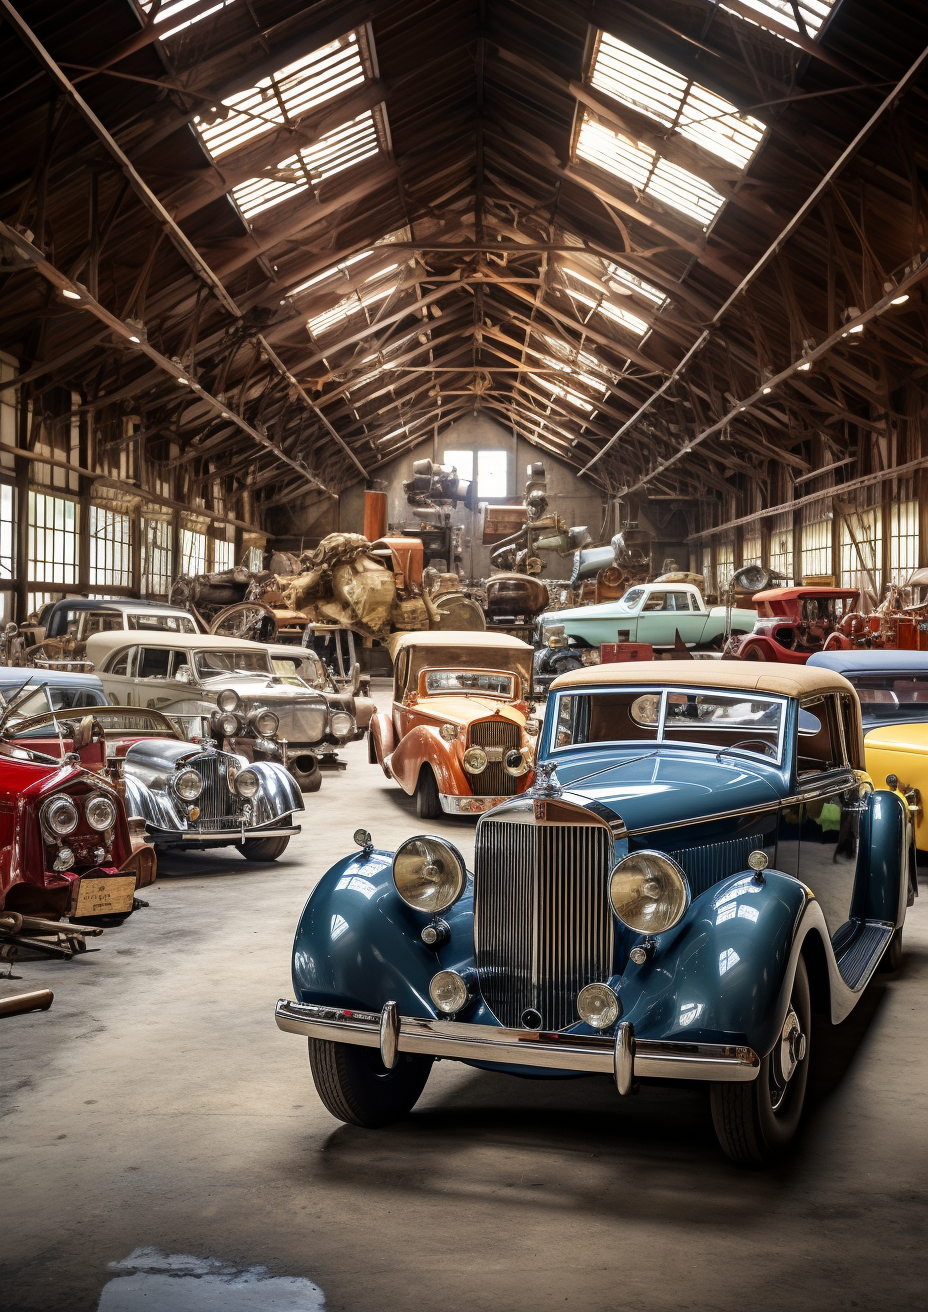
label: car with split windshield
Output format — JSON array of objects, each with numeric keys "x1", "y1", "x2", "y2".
[
  {"x1": 277, "y1": 661, "x2": 910, "y2": 1164},
  {"x1": 368, "y1": 631, "x2": 537, "y2": 817},
  {"x1": 86, "y1": 631, "x2": 358, "y2": 793}
]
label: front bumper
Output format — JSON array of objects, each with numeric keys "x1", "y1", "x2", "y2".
[
  {"x1": 275, "y1": 999, "x2": 760, "y2": 1090},
  {"x1": 440, "y1": 793, "x2": 509, "y2": 814},
  {"x1": 152, "y1": 824, "x2": 300, "y2": 847}
]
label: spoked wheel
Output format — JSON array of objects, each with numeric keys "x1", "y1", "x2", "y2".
[
  {"x1": 236, "y1": 835, "x2": 290, "y2": 861},
  {"x1": 308, "y1": 1039, "x2": 433, "y2": 1127},
  {"x1": 209, "y1": 601, "x2": 278, "y2": 642},
  {"x1": 415, "y1": 765, "x2": 442, "y2": 819},
  {"x1": 710, "y1": 956, "x2": 811, "y2": 1166}
]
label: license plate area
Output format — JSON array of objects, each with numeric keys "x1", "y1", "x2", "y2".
[{"x1": 73, "y1": 875, "x2": 136, "y2": 917}]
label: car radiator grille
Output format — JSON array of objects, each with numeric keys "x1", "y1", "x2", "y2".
[
  {"x1": 469, "y1": 719, "x2": 520, "y2": 796},
  {"x1": 277, "y1": 703, "x2": 326, "y2": 746},
  {"x1": 665, "y1": 831, "x2": 764, "y2": 897},
  {"x1": 475, "y1": 817, "x2": 614, "y2": 1031},
  {"x1": 186, "y1": 753, "x2": 235, "y2": 823}
]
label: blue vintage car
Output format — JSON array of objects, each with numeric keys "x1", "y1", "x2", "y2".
[{"x1": 276, "y1": 661, "x2": 910, "y2": 1164}]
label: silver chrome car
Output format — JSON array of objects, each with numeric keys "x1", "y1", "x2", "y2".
[{"x1": 85, "y1": 632, "x2": 357, "y2": 792}]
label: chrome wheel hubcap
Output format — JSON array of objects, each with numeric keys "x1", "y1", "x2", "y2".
[{"x1": 769, "y1": 1005, "x2": 806, "y2": 1110}]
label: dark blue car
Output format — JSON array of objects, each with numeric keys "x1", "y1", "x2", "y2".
[{"x1": 276, "y1": 661, "x2": 910, "y2": 1164}]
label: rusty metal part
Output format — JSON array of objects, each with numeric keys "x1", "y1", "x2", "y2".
[{"x1": 0, "y1": 989, "x2": 54, "y2": 1017}]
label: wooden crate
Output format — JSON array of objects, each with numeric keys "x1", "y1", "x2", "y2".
[{"x1": 482, "y1": 504, "x2": 527, "y2": 544}]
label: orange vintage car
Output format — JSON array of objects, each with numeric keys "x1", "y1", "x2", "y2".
[{"x1": 369, "y1": 631, "x2": 537, "y2": 818}]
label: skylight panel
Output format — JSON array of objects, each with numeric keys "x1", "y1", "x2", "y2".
[
  {"x1": 561, "y1": 267, "x2": 650, "y2": 336},
  {"x1": 720, "y1": 0, "x2": 839, "y2": 40},
  {"x1": 605, "y1": 262, "x2": 666, "y2": 307},
  {"x1": 590, "y1": 33, "x2": 764, "y2": 170},
  {"x1": 306, "y1": 265, "x2": 402, "y2": 341},
  {"x1": 576, "y1": 113, "x2": 725, "y2": 228},
  {"x1": 197, "y1": 34, "x2": 366, "y2": 158},
  {"x1": 140, "y1": 0, "x2": 237, "y2": 41},
  {"x1": 534, "y1": 377, "x2": 595, "y2": 413},
  {"x1": 232, "y1": 112, "x2": 380, "y2": 218}
]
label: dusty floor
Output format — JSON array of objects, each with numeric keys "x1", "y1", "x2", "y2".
[{"x1": 1, "y1": 681, "x2": 927, "y2": 1311}]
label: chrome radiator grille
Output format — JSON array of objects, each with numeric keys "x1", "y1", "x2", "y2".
[
  {"x1": 475, "y1": 817, "x2": 614, "y2": 1031},
  {"x1": 186, "y1": 753, "x2": 233, "y2": 822},
  {"x1": 277, "y1": 702, "x2": 326, "y2": 746},
  {"x1": 666, "y1": 832, "x2": 764, "y2": 896},
  {"x1": 469, "y1": 719, "x2": 520, "y2": 796}
]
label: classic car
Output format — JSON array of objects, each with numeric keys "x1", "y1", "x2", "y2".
[
  {"x1": 5, "y1": 597, "x2": 200, "y2": 667},
  {"x1": 725, "y1": 587, "x2": 860, "y2": 663},
  {"x1": 536, "y1": 582, "x2": 755, "y2": 663},
  {"x1": 369, "y1": 631, "x2": 537, "y2": 818},
  {"x1": 266, "y1": 643, "x2": 375, "y2": 735},
  {"x1": 1, "y1": 700, "x2": 304, "y2": 861},
  {"x1": 809, "y1": 648, "x2": 928, "y2": 854},
  {"x1": 0, "y1": 668, "x2": 109, "y2": 711},
  {"x1": 85, "y1": 631, "x2": 357, "y2": 792},
  {"x1": 277, "y1": 661, "x2": 910, "y2": 1165},
  {"x1": 0, "y1": 693, "x2": 156, "y2": 919}
]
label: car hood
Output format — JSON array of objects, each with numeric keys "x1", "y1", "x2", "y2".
[
  {"x1": 198, "y1": 675, "x2": 325, "y2": 705},
  {"x1": 864, "y1": 722, "x2": 928, "y2": 753},
  {"x1": 541, "y1": 601, "x2": 639, "y2": 623},
  {"x1": 413, "y1": 696, "x2": 525, "y2": 727},
  {"x1": 547, "y1": 748, "x2": 782, "y2": 831}
]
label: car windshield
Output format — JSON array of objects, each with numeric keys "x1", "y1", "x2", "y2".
[
  {"x1": 616, "y1": 588, "x2": 644, "y2": 611},
  {"x1": 423, "y1": 669, "x2": 516, "y2": 698},
  {"x1": 849, "y1": 673, "x2": 928, "y2": 723},
  {"x1": 0, "y1": 685, "x2": 105, "y2": 723},
  {"x1": 194, "y1": 650, "x2": 272, "y2": 678},
  {"x1": 271, "y1": 658, "x2": 314, "y2": 689},
  {"x1": 129, "y1": 613, "x2": 197, "y2": 632},
  {"x1": 551, "y1": 686, "x2": 786, "y2": 763},
  {"x1": 800, "y1": 596, "x2": 854, "y2": 623}
]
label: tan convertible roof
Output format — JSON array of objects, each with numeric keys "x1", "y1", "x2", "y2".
[
  {"x1": 86, "y1": 630, "x2": 268, "y2": 660},
  {"x1": 550, "y1": 659, "x2": 855, "y2": 699},
  {"x1": 391, "y1": 630, "x2": 532, "y2": 652}
]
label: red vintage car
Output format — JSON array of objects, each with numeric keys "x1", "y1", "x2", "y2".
[
  {"x1": 724, "y1": 587, "x2": 860, "y2": 663},
  {"x1": 0, "y1": 712, "x2": 156, "y2": 920}
]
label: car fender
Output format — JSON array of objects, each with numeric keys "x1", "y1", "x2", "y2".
[
  {"x1": 388, "y1": 725, "x2": 466, "y2": 796},
  {"x1": 737, "y1": 635, "x2": 787, "y2": 661},
  {"x1": 370, "y1": 712, "x2": 395, "y2": 775},
  {"x1": 246, "y1": 759, "x2": 305, "y2": 820},
  {"x1": 616, "y1": 870, "x2": 812, "y2": 1059},
  {"x1": 856, "y1": 787, "x2": 907, "y2": 928},
  {"x1": 123, "y1": 773, "x2": 186, "y2": 831},
  {"x1": 291, "y1": 849, "x2": 475, "y2": 1015}
]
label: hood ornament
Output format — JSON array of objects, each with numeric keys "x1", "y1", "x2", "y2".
[{"x1": 531, "y1": 761, "x2": 562, "y2": 797}]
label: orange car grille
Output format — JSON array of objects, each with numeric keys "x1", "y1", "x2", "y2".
[{"x1": 468, "y1": 719, "x2": 520, "y2": 795}]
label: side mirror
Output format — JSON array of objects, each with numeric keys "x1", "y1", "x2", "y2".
[{"x1": 175, "y1": 665, "x2": 191, "y2": 684}]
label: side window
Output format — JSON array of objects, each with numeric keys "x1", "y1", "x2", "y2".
[
  {"x1": 82, "y1": 612, "x2": 123, "y2": 637},
  {"x1": 642, "y1": 592, "x2": 664, "y2": 612},
  {"x1": 667, "y1": 592, "x2": 692, "y2": 612},
  {"x1": 168, "y1": 651, "x2": 190, "y2": 677},
  {"x1": 107, "y1": 648, "x2": 133, "y2": 676},
  {"x1": 840, "y1": 693, "x2": 861, "y2": 770},
  {"x1": 797, "y1": 695, "x2": 843, "y2": 776},
  {"x1": 394, "y1": 651, "x2": 409, "y2": 701},
  {"x1": 137, "y1": 647, "x2": 171, "y2": 679}
]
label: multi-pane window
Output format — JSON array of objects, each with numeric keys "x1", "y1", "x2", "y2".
[
  {"x1": 800, "y1": 518, "x2": 832, "y2": 581},
  {"x1": 716, "y1": 542, "x2": 734, "y2": 595},
  {"x1": 721, "y1": 0, "x2": 840, "y2": 42},
  {"x1": 840, "y1": 507, "x2": 882, "y2": 593},
  {"x1": 477, "y1": 451, "x2": 507, "y2": 499},
  {"x1": 89, "y1": 506, "x2": 132, "y2": 588},
  {"x1": 28, "y1": 492, "x2": 78, "y2": 586},
  {"x1": 180, "y1": 528, "x2": 207, "y2": 576},
  {"x1": 27, "y1": 590, "x2": 64, "y2": 617},
  {"x1": 142, "y1": 518, "x2": 173, "y2": 596},
  {"x1": 741, "y1": 533, "x2": 762, "y2": 566},
  {"x1": 701, "y1": 546, "x2": 714, "y2": 597},
  {"x1": 768, "y1": 525, "x2": 794, "y2": 585},
  {"x1": 0, "y1": 483, "x2": 14, "y2": 579},
  {"x1": 213, "y1": 538, "x2": 234, "y2": 572},
  {"x1": 247, "y1": 545, "x2": 264, "y2": 572},
  {"x1": 890, "y1": 500, "x2": 918, "y2": 583}
]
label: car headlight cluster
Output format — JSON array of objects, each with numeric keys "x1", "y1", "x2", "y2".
[
  {"x1": 251, "y1": 709, "x2": 279, "y2": 738},
  {"x1": 233, "y1": 768, "x2": 260, "y2": 799},
  {"x1": 462, "y1": 746, "x2": 487, "y2": 774},
  {"x1": 503, "y1": 747, "x2": 532, "y2": 777},
  {"x1": 439, "y1": 722, "x2": 459, "y2": 741},
  {"x1": 41, "y1": 792, "x2": 116, "y2": 837},
  {"x1": 212, "y1": 710, "x2": 242, "y2": 739},
  {"x1": 217, "y1": 689, "x2": 241, "y2": 713},
  {"x1": 609, "y1": 850, "x2": 690, "y2": 935},
  {"x1": 393, "y1": 835, "x2": 467, "y2": 914},
  {"x1": 330, "y1": 710, "x2": 354, "y2": 739}
]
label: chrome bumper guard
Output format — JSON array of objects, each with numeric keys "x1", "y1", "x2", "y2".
[
  {"x1": 158, "y1": 825, "x2": 300, "y2": 844},
  {"x1": 275, "y1": 999, "x2": 760, "y2": 1091}
]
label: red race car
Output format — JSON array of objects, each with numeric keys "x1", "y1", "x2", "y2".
[
  {"x1": 0, "y1": 705, "x2": 155, "y2": 921},
  {"x1": 724, "y1": 587, "x2": 860, "y2": 663}
]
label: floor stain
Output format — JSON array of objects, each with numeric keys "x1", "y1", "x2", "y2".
[{"x1": 98, "y1": 1249, "x2": 325, "y2": 1310}]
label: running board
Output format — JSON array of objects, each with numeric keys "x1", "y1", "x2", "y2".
[{"x1": 835, "y1": 920, "x2": 894, "y2": 991}]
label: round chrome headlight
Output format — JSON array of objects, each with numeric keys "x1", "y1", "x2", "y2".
[
  {"x1": 42, "y1": 795, "x2": 79, "y2": 836},
  {"x1": 85, "y1": 794, "x2": 117, "y2": 832},
  {"x1": 609, "y1": 850, "x2": 690, "y2": 935},
  {"x1": 215, "y1": 711, "x2": 241, "y2": 738},
  {"x1": 462, "y1": 746, "x2": 487, "y2": 774},
  {"x1": 439, "y1": 722, "x2": 459, "y2": 742},
  {"x1": 330, "y1": 710, "x2": 354, "y2": 739},
  {"x1": 174, "y1": 768, "x2": 203, "y2": 801},
  {"x1": 234, "y1": 768, "x2": 260, "y2": 799},
  {"x1": 393, "y1": 835, "x2": 467, "y2": 914},
  {"x1": 429, "y1": 969, "x2": 471, "y2": 1015},
  {"x1": 252, "y1": 709, "x2": 279, "y2": 738},
  {"x1": 217, "y1": 688, "x2": 241, "y2": 713},
  {"x1": 503, "y1": 747, "x2": 531, "y2": 777},
  {"x1": 577, "y1": 982, "x2": 620, "y2": 1030}
]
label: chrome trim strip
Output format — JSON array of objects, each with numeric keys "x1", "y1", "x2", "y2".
[
  {"x1": 155, "y1": 825, "x2": 300, "y2": 843},
  {"x1": 275, "y1": 1000, "x2": 760, "y2": 1083},
  {"x1": 614, "y1": 1021, "x2": 635, "y2": 1095}
]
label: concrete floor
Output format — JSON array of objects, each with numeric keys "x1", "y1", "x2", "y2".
[{"x1": 1, "y1": 680, "x2": 927, "y2": 1311}]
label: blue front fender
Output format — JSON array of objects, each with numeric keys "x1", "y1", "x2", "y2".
[
  {"x1": 291, "y1": 848, "x2": 477, "y2": 1018},
  {"x1": 617, "y1": 870, "x2": 810, "y2": 1059}
]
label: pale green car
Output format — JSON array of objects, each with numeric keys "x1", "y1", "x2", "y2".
[{"x1": 538, "y1": 583, "x2": 756, "y2": 652}]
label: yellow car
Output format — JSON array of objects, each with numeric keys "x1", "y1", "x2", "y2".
[{"x1": 809, "y1": 652, "x2": 927, "y2": 850}]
